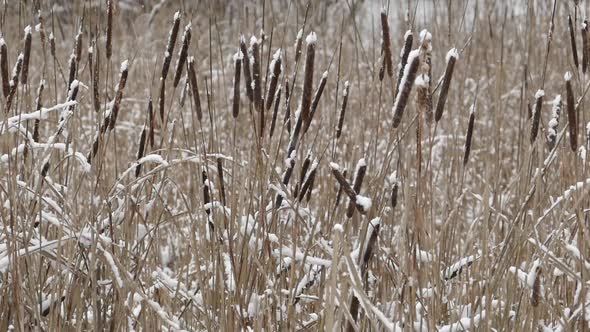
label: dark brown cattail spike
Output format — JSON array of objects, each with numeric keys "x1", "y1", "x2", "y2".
[
  {"x1": 329, "y1": 163, "x2": 371, "y2": 215},
  {"x1": 173, "y1": 23, "x2": 192, "y2": 88},
  {"x1": 435, "y1": 48, "x2": 458, "y2": 122},
  {"x1": 284, "y1": 82, "x2": 291, "y2": 133},
  {"x1": 582, "y1": 20, "x2": 589, "y2": 74},
  {"x1": 530, "y1": 89, "x2": 544, "y2": 145},
  {"x1": 251, "y1": 37, "x2": 263, "y2": 113},
  {"x1": 147, "y1": 98, "x2": 154, "y2": 148},
  {"x1": 67, "y1": 54, "x2": 77, "y2": 89},
  {"x1": 569, "y1": 15, "x2": 579, "y2": 69},
  {"x1": 33, "y1": 79, "x2": 45, "y2": 142},
  {"x1": 301, "y1": 32, "x2": 316, "y2": 128},
  {"x1": 464, "y1": 104, "x2": 476, "y2": 166},
  {"x1": 346, "y1": 158, "x2": 367, "y2": 218},
  {"x1": 41, "y1": 162, "x2": 50, "y2": 178},
  {"x1": 232, "y1": 50, "x2": 242, "y2": 118},
  {"x1": 298, "y1": 161, "x2": 318, "y2": 202},
  {"x1": 21, "y1": 26, "x2": 32, "y2": 85},
  {"x1": 108, "y1": 60, "x2": 129, "y2": 130},
  {"x1": 92, "y1": 41, "x2": 101, "y2": 113},
  {"x1": 187, "y1": 57, "x2": 202, "y2": 122},
  {"x1": 202, "y1": 168, "x2": 211, "y2": 216},
  {"x1": 135, "y1": 125, "x2": 147, "y2": 178},
  {"x1": 547, "y1": 95, "x2": 562, "y2": 151},
  {"x1": 106, "y1": 0, "x2": 113, "y2": 59},
  {"x1": 530, "y1": 262, "x2": 542, "y2": 307},
  {"x1": 0, "y1": 38, "x2": 9, "y2": 97},
  {"x1": 392, "y1": 50, "x2": 420, "y2": 128},
  {"x1": 239, "y1": 36, "x2": 253, "y2": 103},
  {"x1": 162, "y1": 12, "x2": 181, "y2": 80},
  {"x1": 265, "y1": 49, "x2": 282, "y2": 112},
  {"x1": 395, "y1": 30, "x2": 413, "y2": 99},
  {"x1": 296, "y1": 154, "x2": 312, "y2": 197},
  {"x1": 274, "y1": 152, "x2": 296, "y2": 209},
  {"x1": 49, "y1": 33, "x2": 55, "y2": 58},
  {"x1": 74, "y1": 27, "x2": 83, "y2": 64},
  {"x1": 6, "y1": 54, "x2": 24, "y2": 112},
  {"x1": 334, "y1": 169, "x2": 348, "y2": 208},
  {"x1": 380, "y1": 8, "x2": 393, "y2": 78},
  {"x1": 565, "y1": 72, "x2": 577, "y2": 151},
  {"x1": 159, "y1": 78, "x2": 166, "y2": 122},
  {"x1": 391, "y1": 179, "x2": 398, "y2": 209},
  {"x1": 336, "y1": 81, "x2": 350, "y2": 139},
  {"x1": 294, "y1": 28, "x2": 303, "y2": 63},
  {"x1": 269, "y1": 87, "x2": 282, "y2": 138},
  {"x1": 217, "y1": 158, "x2": 227, "y2": 206},
  {"x1": 304, "y1": 71, "x2": 328, "y2": 134}
]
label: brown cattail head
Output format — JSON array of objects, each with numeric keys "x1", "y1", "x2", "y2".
[
  {"x1": 265, "y1": 49, "x2": 282, "y2": 111},
  {"x1": 565, "y1": 72, "x2": 577, "y2": 151},
  {"x1": 274, "y1": 152, "x2": 296, "y2": 209},
  {"x1": 49, "y1": 32, "x2": 55, "y2": 58},
  {"x1": 305, "y1": 70, "x2": 328, "y2": 133},
  {"x1": 435, "y1": 48, "x2": 458, "y2": 122},
  {"x1": 187, "y1": 57, "x2": 202, "y2": 122},
  {"x1": 21, "y1": 26, "x2": 32, "y2": 85},
  {"x1": 298, "y1": 161, "x2": 318, "y2": 202},
  {"x1": 346, "y1": 158, "x2": 367, "y2": 218},
  {"x1": 284, "y1": 82, "x2": 291, "y2": 133},
  {"x1": 159, "y1": 78, "x2": 166, "y2": 122},
  {"x1": 547, "y1": 95, "x2": 562, "y2": 150},
  {"x1": 67, "y1": 53, "x2": 77, "y2": 89},
  {"x1": 106, "y1": 0, "x2": 113, "y2": 59},
  {"x1": 33, "y1": 79, "x2": 45, "y2": 142},
  {"x1": 135, "y1": 125, "x2": 147, "y2": 178},
  {"x1": 147, "y1": 97, "x2": 154, "y2": 148},
  {"x1": 6, "y1": 53, "x2": 24, "y2": 111},
  {"x1": 464, "y1": 104, "x2": 476, "y2": 166},
  {"x1": 582, "y1": 20, "x2": 589, "y2": 73},
  {"x1": 37, "y1": 11, "x2": 46, "y2": 51},
  {"x1": 569, "y1": 15, "x2": 579, "y2": 69},
  {"x1": 330, "y1": 162, "x2": 370, "y2": 215},
  {"x1": 294, "y1": 28, "x2": 304, "y2": 64},
  {"x1": 202, "y1": 167, "x2": 211, "y2": 215},
  {"x1": 217, "y1": 158, "x2": 227, "y2": 206},
  {"x1": 232, "y1": 50, "x2": 242, "y2": 119},
  {"x1": 250, "y1": 36, "x2": 263, "y2": 113},
  {"x1": 392, "y1": 50, "x2": 420, "y2": 128},
  {"x1": 530, "y1": 89, "x2": 544, "y2": 145},
  {"x1": 0, "y1": 38, "x2": 8, "y2": 97},
  {"x1": 395, "y1": 30, "x2": 413, "y2": 99},
  {"x1": 269, "y1": 85, "x2": 283, "y2": 139},
  {"x1": 162, "y1": 11, "x2": 181, "y2": 80},
  {"x1": 74, "y1": 27, "x2": 83, "y2": 63},
  {"x1": 108, "y1": 60, "x2": 129, "y2": 130},
  {"x1": 380, "y1": 8, "x2": 393, "y2": 78},
  {"x1": 334, "y1": 169, "x2": 348, "y2": 208},
  {"x1": 391, "y1": 177, "x2": 398, "y2": 209},
  {"x1": 173, "y1": 23, "x2": 192, "y2": 88},
  {"x1": 92, "y1": 42, "x2": 101, "y2": 113},
  {"x1": 41, "y1": 161, "x2": 50, "y2": 178},
  {"x1": 530, "y1": 262, "x2": 542, "y2": 307},
  {"x1": 301, "y1": 32, "x2": 316, "y2": 128},
  {"x1": 239, "y1": 35, "x2": 253, "y2": 102},
  {"x1": 336, "y1": 81, "x2": 350, "y2": 139}
]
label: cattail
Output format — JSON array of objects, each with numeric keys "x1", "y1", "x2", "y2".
[
  {"x1": 67, "y1": 53, "x2": 77, "y2": 89},
  {"x1": 6, "y1": 53, "x2": 24, "y2": 112},
  {"x1": 135, "y1": 125, "x2": 147, "y2": 178},
  {"x1": 582, "y1": 20, "x2": 589, "y2": 73},
  {"x1": 275, "y1": 152, "x2": 296, "y2": 209},
  {"x1": 269, "y1": 87, "x2": 282, "y2": 138},
  {"x1": 569, "y1": 15, "x2": 579, "y2": 69},
  {"x1": 294, "y1": 28, "x2": 304, "y2": 64},
  {"x1": 106, "y1": 0, "x2": 113, "y2": 59},
  {"x1": 418, "y1": 30, "x2": 433, "y2": 123},
  {"x1": 232, "y1": 50, "x2": 242, "y2": 118},
  {"x1": 296, "y1": 154, "x2": 312, "y2": 197},
  {"x1": 547, "y1": 95, "x2": 562, "y2": 150},
  {"x1": 147, "y1": 98, "x2": 154, "y2": 148},
  {"x1": 33, "y1": 79, "x2": 45, "y2": 142},
  {"x1": 179, "y1": 81, "x2": 188, "y2": 107},
  {"x1": 395, "y1": 30, "x2": 413, "y2": 99},
  {"x1": 74, "y1": 27, "x2": 83, "y2": 63},
  {"x1": 49, "y1": 32, "x2": 55, "y2": 58},
  {"x1": 37, "y1": 12, "x2": 46, "y2": 53},
  {"x1": 162, "y1": 11, "x2": 181, "y2": 80},
  {"x1": 530, "y1": 89, "x2": 544, "y2": 145},
  {"x1": 380, "y1": 8, "x2": 393, "y2": 78},
  {"x1": 391, "y1": 178, "x2": 398, "y2": 209},
  {"x1": 265, "y1": 49, "x2": 282, "y2": 111},
  {"x1": 435, "y1": 48, "x2": 458, "y2": 122},
  {"x1": 251, "y1": 36, "x2": 262, "y2": 113},
  {"x1": 336, "y1": 81, "x2": 350, "y2": 139},
  {"x1": 392, "y1": 50, "x2": 420, "y2": 128},
  {"x1": 306, "y1": 171, "x2": 315, "y2": 203},
  {"x1": 284, "y1": 82, "x2": 291, "y2": 133},
  {"x1": 202, "y1": 168, "x2": 211, "y2": 215},
  {"x1": 530, "y1": 267, "x2": 542, "y2": 307},
  {"x1": 92, "y1": 42, "x2": 100, "y2": 113},
  {"x1": 108, "y1": 60, "x2": 129, "y2": 130},
  {"x1": 41, "y1": 161, "x2": 50, "y2": 178},
  {"x1": 463, "y1": 104, "x2": 476, "y2": 166},
  {"x1": 239, "y1": 36, "x2": 253, "y2": 102},
  {"x1": 217, "y1": 158, "x2": 227, "y2": 206},
  {"x1": 0, "y1": 38, "x2": 9, "y2": 97},
  {"x1": 173, "y1": 23, "x2": 192, "y2": 88},
  {"x1": 334, "y1": 169, "x2": 347, "y2": 208},
  {"x1": 21, "y1": 26, "x2": 32, "y2": 85},
  {"x1": 187, "y1": 57, "x2": 202, "y2": 122},
  {"x1": 304, "y1": 71, "x2": 328, "y2": 133},
  {"x1": 565, "y1": 72, "x2": 577, "y2": 151},
  {"x1": 298, "y1": 161, "x2": 318, "y2": 202},
  {"x1": 300, "y1": 32, "x2": 316, "y2": 128},
  {"x1": 329, "y1": 162, "x2": 370, "y2": 215},
  {"x1": 587, "y1": 122, "x2": 590, "y2": 151},
  {"x1": 346, "y1": 158, "x2": 367, "y2": 218}
]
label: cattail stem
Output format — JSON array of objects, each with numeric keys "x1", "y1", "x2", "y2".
[
  {"x1": 435, "y1": 48, "x2": 458, "y2": 122},
  {"x1": 565, "y1": 72, "x2": 577, "y2": 151},
  {"x1": 269, "y1": 86, "x2": 281, "y2": 138}
]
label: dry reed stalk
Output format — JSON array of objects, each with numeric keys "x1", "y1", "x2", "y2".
[
  {"x1": 301, "y1": 32, "x2": 316, "y2": 128},
  {"x1": 5, "y1": 53, "x2": 24, "y2": 112},
  {"x1": 0, "y1": 38, "x2": 8, "y2": 97},
  {"x1": 217, "y1": 158, "x2": 227, "y2": 206},
  {"x1": 346, "y1": 158, "x2": 367, "y2": 218},
  {"x1": 32, "y1": 79, "x2": 45, "y2": 142},
  {"x1": 251, "y1": 37, "x2": 262, "y2": 113},
  {"x1": 106, "y1": 0, "x2": 113, "y2": 59},
  {"x1": 108, "y1": 60, "x2": 129, "y2": 130},
  {"x1": 239, "y1": 36, "x2": 253, "y2": 102},
  {"x1": 304, "y1": 71, "x2": 328, "y2": 133},
  {"x1": 464, "y1": 104, "x2": 476, "y2": 166},
  {"x1": 269, "y1": 86, "x2": 281, "y2": 138},
  {"x1": 395, "y1": 30, "x2": 413, "y2": 99},
  {"x1": 587, "y1": 122, "x2": 590, "y2": 151},
  {"x1": 67, "y1": 54, "x2": 77, "y2": 89},
  {"x1": 435, "y1": 48, "x2": 458, "y2": 122},
  {"x1": 265, "y1": 49, "x2": 282, "y2": 112},
  {"x1": 582, "y1": 20, "x2": 589, "y2": 73},
  {"x1": 530, "y1": 89, "x2": 544, "y2": 144},
  {"x1": 380, "y1": 9, "x2": 393, "y2": 78},
  {"x1": 159, "y1": 78, "x2": 166, "y2": 122},
  {"x1": 232, "y1": 50, "x2": 242, "y2": 118},
  {"x1": 173, "y1": 23, "x2": 192, "y2": 88},
  {"x1": 392, "y1": 50, "x2": 420, "y2": 128},
  {"x1": 188, "y1": 57, "x2": 202, "y2": 122},
  {"x1": 565, "y1": 72, "x2": 577, "y2": 151},
  {"x1": 569, "y1": 15, "x2": 579, "y2": 69},
  {"x1": 135, "y1": 125, "x2": 147, "y2": 178},
  {"x1": 415, "y1": 74, "x2": 429, "y2": 173},
  {"x1": 162, "y1": 11, "x2": 181, "y2": 80},
  {"x1": 92, "y1": 41, "x2": 101, "y2": 113},
  {"x1": 21, "y1": 26, "x2": 32, "y2": 85},
  {"x1": 336, "y1": 81, "x2": 350, "y2": 139},
  {"x1": 547, "y1": 95, "x2": 562, "y2": 150}
]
